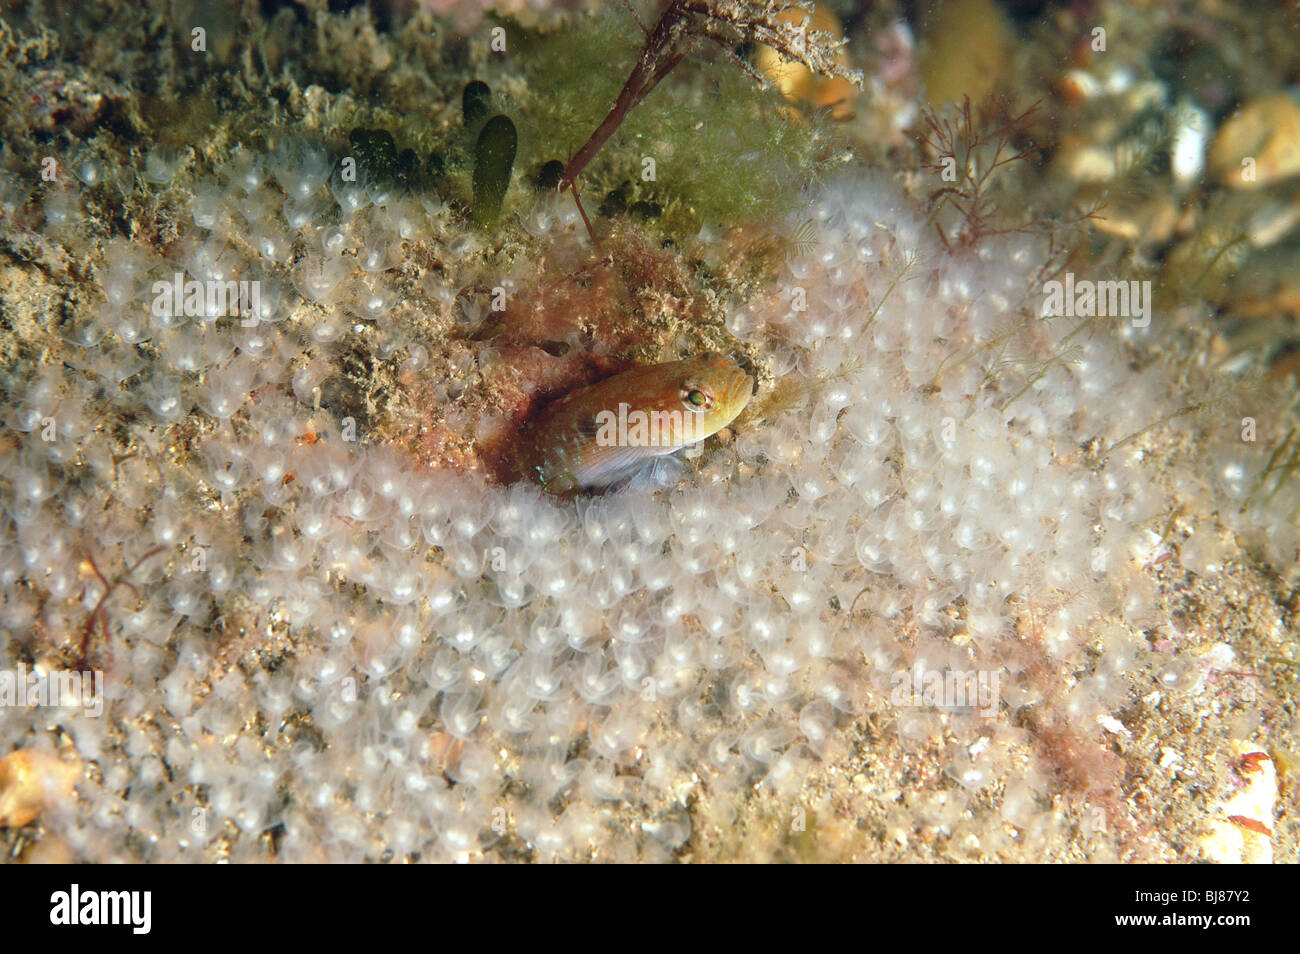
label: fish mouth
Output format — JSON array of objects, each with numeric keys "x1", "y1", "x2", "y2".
[{"x1": 715, "y1": 361, "x2": 755, "y2": 418}]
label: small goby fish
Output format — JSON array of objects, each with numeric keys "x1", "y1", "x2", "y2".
[{"x1": 522, "y1": 354, "x2": 753, "y2": 495}]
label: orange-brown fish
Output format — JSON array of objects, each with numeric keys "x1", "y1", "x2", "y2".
[{"x1": 521, "y1": 354, "x2": 753, "y2": 495}]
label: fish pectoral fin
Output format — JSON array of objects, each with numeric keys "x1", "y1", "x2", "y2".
[{"x1": 578, "y1": 444, "x2": 676, "y2": 490}]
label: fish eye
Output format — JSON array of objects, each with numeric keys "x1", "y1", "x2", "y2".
[{"x1": 681, "y1": 384, "x2": 713, "y2": 412}]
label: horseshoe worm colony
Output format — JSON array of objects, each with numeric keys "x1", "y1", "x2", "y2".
[{"x1": 0, "y1": 0, "x2": 1297, "y2": 863}]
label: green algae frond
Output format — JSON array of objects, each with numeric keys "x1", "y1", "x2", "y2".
[
  {"x1": 472, "y1": 114, "x2": 518, "y2": 230},
  {"x1": 511, "y1": 6, "x2": 831, "y2": 235}
]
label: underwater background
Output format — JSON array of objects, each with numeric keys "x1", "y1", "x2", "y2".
[{"x1": 0, "y1": 0, "x2": 1297, "y2": 862}]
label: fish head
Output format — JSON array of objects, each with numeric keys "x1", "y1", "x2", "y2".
[{"x1": 627, "y1": 353, "x2": 753, "y2": 446}]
